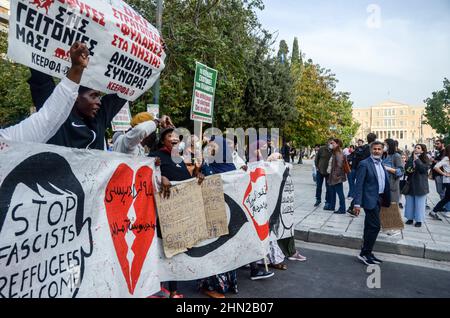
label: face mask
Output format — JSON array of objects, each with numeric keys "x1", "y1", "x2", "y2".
[
  {"x1": 384, "y1": 146, "x2": 388, "y2": 153},
  {"x1": 328, "y1": 144, "x2": 334, "y2": 150}
]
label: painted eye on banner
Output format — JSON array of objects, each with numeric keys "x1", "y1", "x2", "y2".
[{"x1": 242, "y1": 168, "x2": 269, "y2": 241}]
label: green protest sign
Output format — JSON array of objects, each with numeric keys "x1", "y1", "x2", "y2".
[{"x1": 190, "y1": 62, "x2": 218, "y2": 124}]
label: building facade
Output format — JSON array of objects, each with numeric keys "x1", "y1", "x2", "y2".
[{"x1": 353, "y1": 101, "x2": 437, "y2": 151}]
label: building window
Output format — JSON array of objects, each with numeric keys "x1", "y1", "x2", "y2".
[
  {"x1": 400, "y1": 131, "x2": 404, "y2": 139},
  {"x1": 392, "y1": 109, "x2": 396, "y2": 115}
]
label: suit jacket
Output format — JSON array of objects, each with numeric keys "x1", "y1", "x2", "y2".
[{"x1": 354, "y1": 157, "x2": 391, "y2": 210}]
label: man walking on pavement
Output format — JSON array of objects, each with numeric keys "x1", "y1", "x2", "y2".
[
  {"x1": 314, "y1": 138, "x2": 333, "y2": 208},
  {"x1": 353, "y1": 141, "x2": 391, "y2": 265}
]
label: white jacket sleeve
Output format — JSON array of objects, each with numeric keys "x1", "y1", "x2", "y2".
[
  {"x1": 0, "y1": 77, "x2": 79, "y2": 143},
  {"x1": 113, "y1": 120, "x2": 157, "y2": 154}
]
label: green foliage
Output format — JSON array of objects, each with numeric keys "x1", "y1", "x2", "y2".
[
  {"x1": 424, "y1": 78, "x2": 450, "y2": 143},
  {"x1": 291, "y1": 37, "x2": 300, "y2": 65},
  {"x1": 0, "y1": 31, "x2": 33, "y2": 127},
  {"x1": 277, "y1": 40, "x2": 289, "y2": 64},
  {"x1": 285, "y1": 59, "x2": 359, "y2": 147}
]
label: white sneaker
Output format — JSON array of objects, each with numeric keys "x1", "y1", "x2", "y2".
[
  {"x1": 288, "y1": 252, "x2": 307, "y2": 262},
  {"x1": 386, "y1": 230, "x2": 401, "y2": 237}
]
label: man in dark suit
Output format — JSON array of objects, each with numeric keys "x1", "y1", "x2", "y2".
[{"x1": 353, "y1": 141, "x2": 391, "y2": 265}]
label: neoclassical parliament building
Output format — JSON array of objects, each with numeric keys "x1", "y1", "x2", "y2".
[{"x1": 353, "y1": 101, "x2": 437, "y2": 151}]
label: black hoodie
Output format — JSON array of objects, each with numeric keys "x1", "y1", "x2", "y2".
[{"x1": 28, "y1": 69, "x2": 127, "y2": 150}]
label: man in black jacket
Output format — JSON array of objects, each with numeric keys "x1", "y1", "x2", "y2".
[
  {"x1": 28, "y1": 69, "x2": 128, "y2": 150},
  {"x1": 347, "y1": 133, "x2": 377, "y2": 215}
]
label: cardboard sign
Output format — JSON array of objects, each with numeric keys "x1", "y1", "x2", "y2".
[
  {"x1": 201, "y1": 175, "x2": 229, "y2": 239},
  {"x1": 155, "y1": 179, "x2": 209, "y2": 258}
]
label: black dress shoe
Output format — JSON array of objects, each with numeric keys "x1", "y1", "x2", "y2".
[
  {"x1": 314, "y1": 201, "x2": 321, "y2": 207},
  {"x1": 370, "y1": 254, "x2": 383, "y2": 264},
  {"x1": 405, "y1": 220, "x2": 413, "y2": 225},
  {"x1": 415, "y1": 222, "x2": 422, "y2": 227},
  {"x1": 399, "y1": 203, "x2": 403, "y2": 209}
]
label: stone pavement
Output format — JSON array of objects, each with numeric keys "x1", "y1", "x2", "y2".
[{"x1": 291, "y1": 160, "x2": 450, "y2": 262}]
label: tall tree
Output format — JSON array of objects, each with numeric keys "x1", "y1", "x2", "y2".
[
  {"x1": 424, "y1": 78, "x2": 450, "y2": 143},
  {"x1": 277, "y1": 40, "x2": 289, "y2": 65},
  {"x1": 291, "y1": 37, "x2": 301, "y2": 65}
]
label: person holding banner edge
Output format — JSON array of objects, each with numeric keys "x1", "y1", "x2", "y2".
[{"x1": 0, "y1": 42, "x2": 89, "y2": 143}]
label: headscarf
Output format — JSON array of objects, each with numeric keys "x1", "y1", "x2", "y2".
[
  {"x1": 207, "y1": 136, "x2": 236, "y2": 174},
  {"x1": 248, "y1": 138, "x2": 268, "y2": 162}
]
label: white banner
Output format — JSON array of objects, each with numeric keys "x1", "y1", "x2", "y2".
[
  {"x1": 0, "y1": 139, "x2": 294, "y2": 298},
  {"x1": 7, "y1": 0, "x2": 166, "y2": 101}
]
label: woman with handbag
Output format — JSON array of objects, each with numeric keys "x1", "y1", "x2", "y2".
[
  {"x1": 327, "y1": 139, "x2": 347, "y2": 214},
  {"x1": 403, "y1": 144, "x2": 431, "y2": 227},
  {"x1": 381, "y1": 139, "x2": 405, "y2": 236}
]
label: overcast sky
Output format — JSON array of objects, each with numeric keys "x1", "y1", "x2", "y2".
[{"x1": 257, "y1": 0, "x2": 450, "y2": 108}]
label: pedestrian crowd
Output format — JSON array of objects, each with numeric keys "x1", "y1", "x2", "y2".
[{"x1": 311, "y1": 132, "x2": 450, "y2": 265}]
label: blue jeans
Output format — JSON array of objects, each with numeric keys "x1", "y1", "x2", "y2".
[
  {"x1": 329, "y1": 183, "x2": 346, "y2": 212},
  {"x1": 316, "y1": 172, "x2": 331, "y2": 206},
  {"x1": 347, "y1": 169, "x2": 356, "y2": 198},
  {"x1": 405, "y1": 195, "x2": 426, "y2": 222}
]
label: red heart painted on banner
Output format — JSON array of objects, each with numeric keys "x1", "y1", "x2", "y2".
[
  {"x1": 243, "y1": 168, "x2": 269, "y2": 241},
  {"x1": 104, "y1": 164, "x2": 156, "y2": 295}
]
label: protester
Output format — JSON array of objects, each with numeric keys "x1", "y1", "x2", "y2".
[
  {"x1": 432, "y1": 145, "x2": 450, "y2": 217},
  {"x1": 149, "y1": 128, "x2": 204, "y2": 298},
  {"x1": 431, "y1": 139, "x2": 450, "y2": 215},
  {"x1": 113, "y1": 113, "x2": 174, "y2": 156},
  {"x1": 327, "y1": 139, "x2": 347, "y2": 214},
  {"x1": 277, "y1": 237, "x2": 307, "y2": 263},
  {"x1": 199, "y1": 136, "x2": 240, "y2": 298},
  {"x1": 382, "y1": 139, "x2": 405, "y2": 236},
  {"x1": 314, "y1": 138, "x2": 333, "y2": 208},
  {"x1": 0, "y1": 42, "x2": 88, "y2": 143},
  {"x1": 228, "y1": 137, "x2": 248, "y2": 171},
  {"x1": 183, "y1": 134, "x2": 204, "y2": 176},
  {"x1": 354, "y1": 141, "x2": 391, "y2": 265},
  {"x1": 404, "y1": 144, "x2": 432, "y2": 227},
  {"x1": 27, "y1": 57, "x2": 130, "y2": 150}
]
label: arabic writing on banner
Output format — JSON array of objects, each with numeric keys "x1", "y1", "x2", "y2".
[
  {"x1": 7, "y1": 0, "x2": 166, "y2": 101},
  {"x1": 0, "y1": 139, "x2": 293, "y2": 297}
]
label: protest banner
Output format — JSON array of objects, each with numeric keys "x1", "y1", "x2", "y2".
[
  {"x1": 7, "y1": 0, "x2": 166, "y2": 101},
  {"x1": 154, "y1": 179, "x2": 209, "y2": 258},
  {"x1": 190, "y1": 62, "x2": 218, "y2": 124},
  {"x1": 0, "y1": 139, "x2": 293, "y2": 297},
  {"x1": 111, "y1": 102, "x2": 131, "y2": 131}
]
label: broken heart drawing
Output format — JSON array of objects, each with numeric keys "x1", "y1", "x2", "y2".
[{"x1": 104, "y1": 164, "x2": 156, "y2": 295}]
